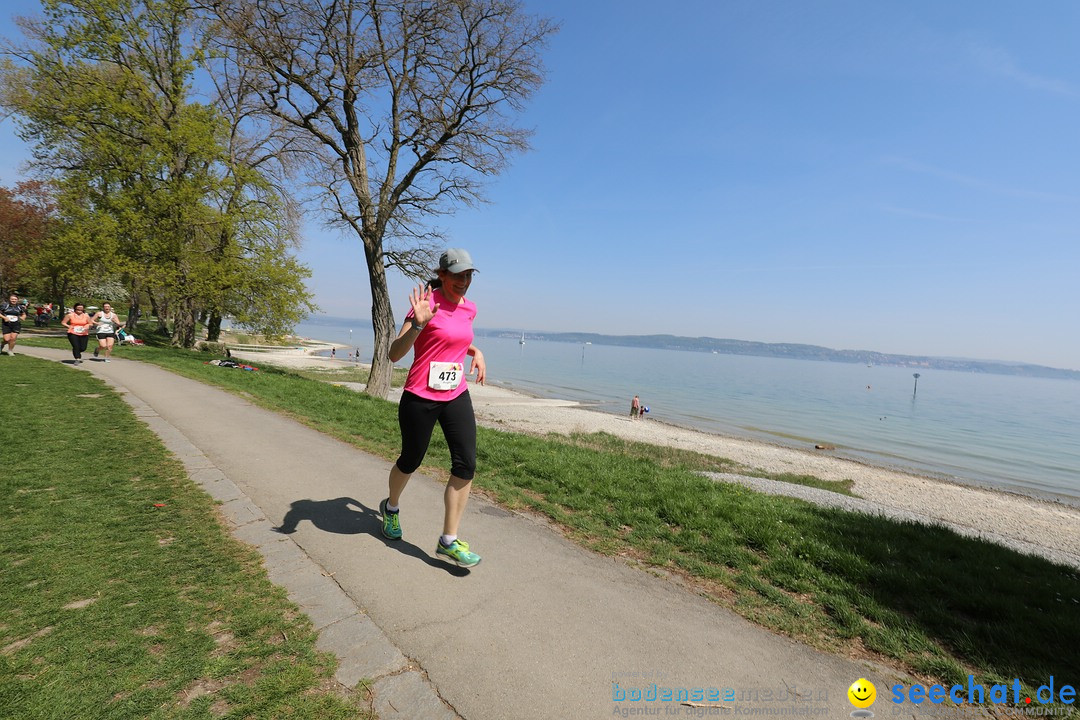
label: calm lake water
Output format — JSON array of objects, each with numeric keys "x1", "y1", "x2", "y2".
[{"x1": 294, "y1": 319, "x2": 1080, "y2": 503}]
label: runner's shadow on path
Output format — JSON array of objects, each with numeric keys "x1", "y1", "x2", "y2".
[{"x1": 272, "y1": 497, "x2": 469, "y2": 575}]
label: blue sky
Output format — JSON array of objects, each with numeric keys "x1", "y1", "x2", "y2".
[{"x1": 3, "y1": 1, "x2": 1079, "y2": 369}]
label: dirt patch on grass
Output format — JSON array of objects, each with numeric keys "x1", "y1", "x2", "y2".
[
  {"x1": 63, "y1": 597, "x2": 98, "y2": 610},
  {"x1": 208, "y1": 620, "x2": 237, "y2": 657},
  {"x1": 2, "y1": 626, "x2": 54, "y2": 655},
  {"x1": 177, "y1": 678, "x2": 228, "y2": 708}
]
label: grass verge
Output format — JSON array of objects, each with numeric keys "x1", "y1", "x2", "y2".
[
  {"x1": 0, "y1": 355, "x2": 372, "y2": 719},
  {"x1": 17, "y1": 338, "x2": 1080, "y2": 710},
  {"x1": 287, "y1": 365, "x2": 408, "y2": 388}
]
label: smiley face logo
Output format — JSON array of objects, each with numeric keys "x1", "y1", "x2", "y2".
[{"x1": 848, "y1": 678, "x2": 876, "y2": 709}]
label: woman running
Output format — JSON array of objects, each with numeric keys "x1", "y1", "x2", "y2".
[
  {"x1": 90, "y1": 302, "x2": 123, "y2": 361},
  {"x1": 61, "y1": 303, "x2": 94, "y2": 364},
  {"x1": 379, "y1": 248, "x2": 486, "y2": 568},
  {"x1": 1, "y1": 293, "x2": 28, "y2": 356}
]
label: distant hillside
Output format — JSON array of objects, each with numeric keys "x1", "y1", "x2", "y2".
[{"x1": 490, "y1": 330, "x2": 1080, "y2": 381}]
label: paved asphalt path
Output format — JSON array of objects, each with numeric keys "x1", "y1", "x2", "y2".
[{"x1": 20, "y1": 347, "x2": 918, "y2": 719}]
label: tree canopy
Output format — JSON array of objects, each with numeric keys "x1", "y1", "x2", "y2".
[
  {"x1": 0, "y1": 180, "x2": 53, "y2": 296},
  {"x1": 207, "y1": 0, "x2": 556, "y2": 396},
  {"x1": 1, "y1": 0, "x2": 314, "y2": 344},
  {"x1": 2, "y1": 0, "x2": 552, "y2": 369}
]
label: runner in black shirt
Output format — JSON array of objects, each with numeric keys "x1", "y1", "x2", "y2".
[{"x1": 1, "y1": 293, "x2": 28, "y2": 356}]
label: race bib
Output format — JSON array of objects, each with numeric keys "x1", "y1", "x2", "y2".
[
  {"x1": 71, "y1": 325, "x2": 89, "y2": 336},
  {"x1": 428, "y1": 361, "x2": 464, "y2": 391},
  {"x1": 5, "y1": 315, "x2": 17, "y2": 322}
]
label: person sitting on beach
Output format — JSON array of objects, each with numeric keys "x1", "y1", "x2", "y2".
[{"x1": 379, "y1": 248, "x2": 486, "y2": 568}]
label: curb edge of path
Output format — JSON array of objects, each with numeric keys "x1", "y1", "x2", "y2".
[{"x1": 78, "y1": 356, "x2": 462, "y2": 720}]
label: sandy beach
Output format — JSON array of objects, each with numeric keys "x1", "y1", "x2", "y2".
[{"x1": 232, "y1": 346, "x2": 1080, "y2": 569}]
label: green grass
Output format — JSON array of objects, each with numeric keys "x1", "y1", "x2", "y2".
[
  {"x1": 16, "y1": 338, "x2": 1080, "y2": 710},
  {"x1": 749, "y1": 471, "x2": 857, "y2": 496},
  {"x1": 0, "y1": 356, "x2": 373, "y2": 719},
  {"x1": 559, "y1": 431, "x2": 857, "y2": 496},
  {"x1": 288, "y1": 365, "x2": 408, "y2": 388}
]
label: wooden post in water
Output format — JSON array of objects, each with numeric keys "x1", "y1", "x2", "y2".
[{"x1": 913, "y1": 372, "x2": 921, "y2": 395}]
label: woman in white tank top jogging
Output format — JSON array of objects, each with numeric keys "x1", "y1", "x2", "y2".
[{"x1": 90, "y1": 302, "x2": 123, "y2": 362}]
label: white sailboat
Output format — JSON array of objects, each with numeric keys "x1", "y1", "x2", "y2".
[{"x1": 519, "y1": 331, "x2": 526, "y2": 345}]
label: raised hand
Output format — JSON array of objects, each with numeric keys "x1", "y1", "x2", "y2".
[{"x1": 409, "y1": 284, "x2": 439, "y2": 327}]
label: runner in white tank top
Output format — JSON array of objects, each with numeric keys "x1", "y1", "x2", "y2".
[{"x1": 90, "y1": 302, "x2": 124, "y2": 361}]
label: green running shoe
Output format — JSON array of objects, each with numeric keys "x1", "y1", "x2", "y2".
[
  {"x1": 379, "y1": 498, "x2": 401, "y2": 540},
  {"x1": 436, "y1": 538, "x2": 481, "y2": 568}
]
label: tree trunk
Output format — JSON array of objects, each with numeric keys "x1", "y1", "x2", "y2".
[
  {"x1": 150, "y1": 292, "x2": 169, "y2": 334},
  {"x1": 126, "y1": 280, "x2": 141, "y2": 331},
  {"x1": 171, "y1": 297, "x2": 197, "y2": 348},
  {"x1": 126, "y1": 303, "x2": 141, "y2": 331},
  {"x1": 363, "y1": 246, "x2": 395, "y2": 399},
  {"x1": 207, "y1": 310, "x2": 222, "y2": 342}
]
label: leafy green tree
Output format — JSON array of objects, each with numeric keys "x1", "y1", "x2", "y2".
[
  {"x1": 1, "y1": 0, "x2": 315, "y2": 346},
  {"x1": 200, "y1": 53, "x2": 316, "y2": 340}
]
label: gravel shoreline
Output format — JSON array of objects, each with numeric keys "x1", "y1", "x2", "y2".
[{"x1": 236, "y1": 349, "x2": 1080, "y2": 569}]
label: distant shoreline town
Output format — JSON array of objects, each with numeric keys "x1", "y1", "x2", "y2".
[
  {"x1": 492, "y1": 330, "x2": 1080, "y2": 381},
  {"x1": 299, "y1": 315, "x2": 1079, "y2": 381}
]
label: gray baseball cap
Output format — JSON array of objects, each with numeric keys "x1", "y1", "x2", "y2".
[{"x1": 439, "y1": 248, "x2": 477, "y2": 274}]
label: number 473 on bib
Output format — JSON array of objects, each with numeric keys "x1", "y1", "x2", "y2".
[{"x1": 428, "y1": 362, "x2": 463, "y2": 391}]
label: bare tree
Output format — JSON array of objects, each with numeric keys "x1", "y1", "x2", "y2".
[{"x1": 206, "y1": 0, "x2": 555, "y2": 397}]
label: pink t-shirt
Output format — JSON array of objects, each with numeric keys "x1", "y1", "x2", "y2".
[{"x1": 403, "y1": 288, "x2": 476, "y2": 401}]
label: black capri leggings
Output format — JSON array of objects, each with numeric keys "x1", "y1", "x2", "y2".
[
  {"x1": 395, "y1": 390, "x2": 477, "y2": 481},
  {"x1": 67, "y1": 332, "x2": 90, "y2": 359}
]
